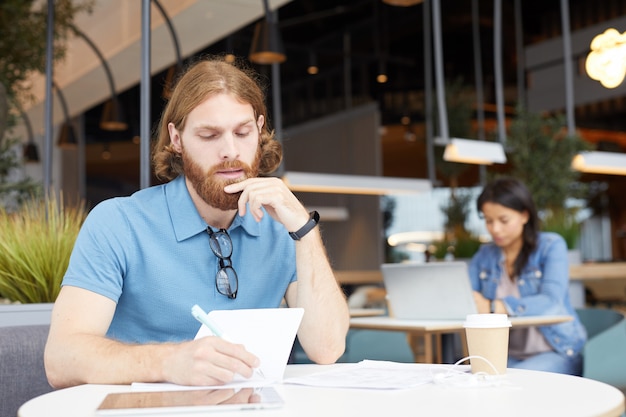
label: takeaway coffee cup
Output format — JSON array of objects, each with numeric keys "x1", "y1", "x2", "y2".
[{"x1": 463, "y1": 313, "x2": 512, "y2": 375}]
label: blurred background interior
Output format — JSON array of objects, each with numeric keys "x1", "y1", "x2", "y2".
[{"x1": 5, "y1": 0, "x2": 626, "y2": 276}]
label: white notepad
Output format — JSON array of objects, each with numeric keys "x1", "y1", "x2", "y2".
[{"x1": 195, "y1": 307, "x2": 304, "y2": 381}]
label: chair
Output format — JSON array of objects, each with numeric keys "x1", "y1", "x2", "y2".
[
  {"x1": 0, "y1": 325, "x2": 53, "y2": 417},
  {"x1": 340, "y1": 329, "x2": 415, "y2": 363},
  {"x1": 576, "y1": 308, "x2": 626, "y2": 389}
]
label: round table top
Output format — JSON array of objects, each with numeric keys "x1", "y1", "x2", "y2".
[{"x1": 19, "y1": 364, "x2": 626, "y2": 417}]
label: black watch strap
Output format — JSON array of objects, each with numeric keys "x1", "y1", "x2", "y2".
[{"x1": 289, "y1": 211, "x2": 320, "y2": 240}]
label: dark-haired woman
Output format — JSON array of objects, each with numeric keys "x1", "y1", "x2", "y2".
[{"x1": 469, "y1": 177, "x2": 586, "y2": 375}]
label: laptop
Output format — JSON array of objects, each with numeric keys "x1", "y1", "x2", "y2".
[{"x1": 381, "y1": 262, "x2": 478, "y2": 320}]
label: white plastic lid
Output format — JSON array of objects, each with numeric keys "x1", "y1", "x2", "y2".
[{"x1": 463, "y1": 313, "x2": 512, "y2": 328}]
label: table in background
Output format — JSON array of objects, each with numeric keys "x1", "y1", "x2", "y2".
[
  {"x1": 336, "y1": 266, "x2": 626, "y2": 309},
  {"x1": 570, "y1": 262, "x2": 626, "y2": 307},
  {"x1": 335, "y1": 270, "x2": 383, "y2": 286},
  {"x1": 350, "y1": 315, "x2": 573, "y2": 364},
  {"x1": 349, "y1": 308, "x2": 386, "y2": 317},
  {"x1": 19, "y1": 364, "x2": 624, "y2": 417}
]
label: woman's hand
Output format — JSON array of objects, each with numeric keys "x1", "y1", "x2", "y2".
[
  {"x1": 472, "y1": 291, "x2": 491, "y2": 314},
  {"x1": 473, "y1": 291, "x2": 507, "y2": 314}
]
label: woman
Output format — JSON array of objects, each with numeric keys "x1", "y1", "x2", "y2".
[{"x1": 469, "y1": 177, "x2": 586, "y2": 375}]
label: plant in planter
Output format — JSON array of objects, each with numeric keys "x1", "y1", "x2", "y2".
[
  {"x1": 432, "y1": 189, "x2": 481, "y2": 260},
  {"x1": 541, "y1": 206, "x2": 581, "y2": 250},
  {"x1": 0, "y1": 193, "x2": 87, "y2": 303},
  {"x1": 505, "y1": 106, "x2": 591, "y2": 249}
]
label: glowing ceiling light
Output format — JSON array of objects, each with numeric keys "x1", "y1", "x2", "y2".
[{"x1": 585, "y1": 28, "x2": 626, "y2": 89}]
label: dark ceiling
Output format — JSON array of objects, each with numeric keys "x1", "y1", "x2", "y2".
[
  {"x1": 88, "y1": 0, "x2": 588, "y2": 136},
  {"x1": 83, "y1": 0, "x2": 626, "y2": 197}
]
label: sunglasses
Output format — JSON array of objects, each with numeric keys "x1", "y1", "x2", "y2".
[{"x1": 206, "y1": 227, "x2": 238, "y2": 299}]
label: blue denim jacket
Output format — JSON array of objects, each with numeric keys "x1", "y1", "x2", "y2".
[{"x1": 469, "y1": 232, "x2": 587, "y2": 357}]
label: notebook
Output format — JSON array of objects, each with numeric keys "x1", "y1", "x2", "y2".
[{"x1": 381, "y1": 262, "x2": 478, "y2": 320}]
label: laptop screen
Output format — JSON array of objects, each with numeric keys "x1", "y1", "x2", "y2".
[{"x1": 381, "y1": 262, "x2": 478, "y2": 320}]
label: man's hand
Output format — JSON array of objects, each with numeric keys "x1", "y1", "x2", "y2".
[
  {"x1": 162, "y1": 336, "x2": 261, "y2": 386},
  {"x1": 224, "y1": 177, "x2": 309, "y2": 232}
]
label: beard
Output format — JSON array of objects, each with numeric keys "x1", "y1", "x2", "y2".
[{"x1": 182, "y1": 147, "x2": 261, "y2": 211}]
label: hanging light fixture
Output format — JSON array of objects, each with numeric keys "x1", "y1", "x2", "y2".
[
  {"x1": 249, "y1": 0, "x2": 286, "y2": 64},
  {"x1": 18, "y1": 108, "x2": 39, "y2": 163},
  {"x1": 224, "y1": 36, "x2": 237, "y2": 64},
  {"x1": 57, "y1": 123, "x2": 78, "y2": 149},
  {"x1": 99, "y1": 98, "x2": 127, "y2": 131},
  {"x1": 585, "y1": 28, "x2": 626, "y2": 89},
  {"x1": 282, "y1": 171, "x2": 431, "y2": 195},
  {"x1": 70, "y1": 25, "x2": 128, "y2": 131},
  {"x1": 101, "y1": 142, "x2": 112, "y2": 160},
  {"x1": 376, "y1": 59, "x2": 388, "y2": 83},
  {"x1": 23, "y1": 141, "x2": 40, "y2": 163},
  {"x1": 571, "y1": 151, "x2": 626, "y2": 175},
  {"x1": 307, "y1": 50, "x2": 319, "y2": 75},
  {"x1": 57, "y1": 122, "x2": 78, "y2": 148},
  {"x1": 443, "y1": 138, "x2": 507, "y2": 165},
  {"x1": 54, "y1": 82, "x2": 78, "y2": 149}
]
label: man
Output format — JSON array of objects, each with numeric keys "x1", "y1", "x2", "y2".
[{"x1": 44, "y1": 58, "x2": 350, "y2": 388}]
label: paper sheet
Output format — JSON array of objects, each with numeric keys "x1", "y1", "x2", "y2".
[
  {"x1": 132, "y1": 307, "x2": 303, "y2": 391},
  {"x1": 283, "y1": 360, "x2": 440, "y2": 389}
]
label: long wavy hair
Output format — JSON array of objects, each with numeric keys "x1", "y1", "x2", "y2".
[
  {"x1": 152, "y1": 56, "x2": 282, "y2": 182},
  {"x1": 476, "y1": 177, "x2": 539, "y2": 279}
]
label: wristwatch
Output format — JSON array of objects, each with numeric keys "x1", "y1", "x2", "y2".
[{"x1": 289, "y1": 211, "x2": 320, "y2": 240}]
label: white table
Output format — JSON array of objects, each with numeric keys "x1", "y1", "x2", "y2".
[
  {"x1": 19, "y1": 364, "x2": 625, "y2": 417},
  {"x1": 350, "y1": 315, "x2": 573, "y2": 363}
]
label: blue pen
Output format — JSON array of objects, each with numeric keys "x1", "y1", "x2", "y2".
[{"x1": 191, "y1": 304, "x2": 265, "y2": 378}]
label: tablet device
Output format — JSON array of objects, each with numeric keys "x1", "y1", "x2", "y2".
[{"x1": 95, "y1": 386, "x2": 284, "y2": 415}]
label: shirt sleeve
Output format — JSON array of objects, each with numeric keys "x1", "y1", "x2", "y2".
[{"x1": 62, "y1": 199, "x2": 131, "y2": 302}]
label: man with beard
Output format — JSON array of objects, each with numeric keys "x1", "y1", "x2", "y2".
[{"x1": 44, "y1": 58, "x2": 350, "y2": 389}]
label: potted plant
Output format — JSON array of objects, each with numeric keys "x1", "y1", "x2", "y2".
[
  {"x1": 506, "y1": 106, "x2": 591, "y2": 251},
  {"x1": 0, "y1": 1, "x2": 92, "y2": 326},
  {"x1": 0, "y1": 193, "x2": 87, "y2": 325},
  {"x1": 432, "y1": 189, "x2": 482, "y2": 260}
]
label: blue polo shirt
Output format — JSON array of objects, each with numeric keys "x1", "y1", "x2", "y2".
[{"x1": 62, "y1": 176, "x2": 297, "y2": 343}]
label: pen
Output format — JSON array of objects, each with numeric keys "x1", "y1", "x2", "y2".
[
  {"x1": 191, "y1": 304, "x2": 265, "y2": 379},
  {"x1": 191, "y1": 304, "x2": 232, "y2": 341}
]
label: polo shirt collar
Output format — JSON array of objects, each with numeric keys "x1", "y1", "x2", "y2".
[
  {"x1": 229, "y1": 207, "x2": 261, "y2": 237},
  {"x1": 166, "y1": 176, "x2": 261, "y2": 242}
]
